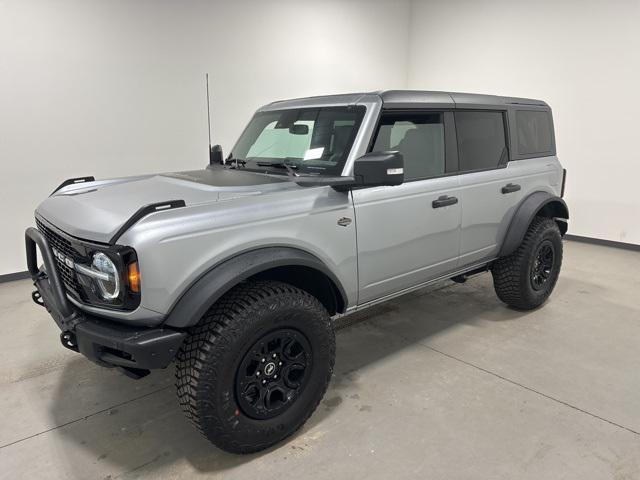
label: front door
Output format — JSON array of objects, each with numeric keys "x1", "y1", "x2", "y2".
[{"x1": 353, "y1": 110, "x2": 461, "y2": 305}]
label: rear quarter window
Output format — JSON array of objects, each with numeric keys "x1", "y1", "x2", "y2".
[{"x1": 516, "y1": 110, "x2": 554, "y2": 156}]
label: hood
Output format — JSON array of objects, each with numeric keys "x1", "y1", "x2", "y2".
[{"x1": 36, "y1": 167, "x2": 291, "y2": 243}]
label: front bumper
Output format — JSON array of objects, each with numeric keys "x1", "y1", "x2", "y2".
[{"x1": 25, "y1": 227, "x2": 186, "y2": 376}]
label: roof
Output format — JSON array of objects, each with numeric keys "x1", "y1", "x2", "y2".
[
  {"x1": 261, "y1": 92, "x2": 373, "y2": 111},
  {"x1": 379, "y1": 90, "x2": 548, "y2": 109},
  {"x1": 262, "y1": 90, "x2": 549, "y2": 111}
]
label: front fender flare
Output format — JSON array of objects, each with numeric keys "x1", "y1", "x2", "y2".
[
  {"x1": 163, "y1": 247, "x2": 348, "y2": 329},
  {"x1": 499, "y1": 191, "x2": 569, "y2": 257}
]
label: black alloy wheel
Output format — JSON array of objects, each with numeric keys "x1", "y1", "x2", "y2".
[
  {"x1": 530, "y1": 240, "x2": 555, "y2": 291},
  {"x1": 236, "y1": 328, "x2": 312, "y2": 420}
]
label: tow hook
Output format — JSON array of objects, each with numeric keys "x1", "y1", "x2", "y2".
[
  {"x1": 60, "y1": 331, "x2": 79, "y2": 352},
  {"x1": 31, "y1": 290, "x2": 45, "y2": 307}
]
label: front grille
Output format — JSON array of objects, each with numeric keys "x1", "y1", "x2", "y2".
[{"x1": 35, "y1": 218, "x2": 83, "y2": 296}]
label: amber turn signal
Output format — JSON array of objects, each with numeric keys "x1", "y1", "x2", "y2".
[{"x1": 127, "y1": 262, "x2": 140, "y2": 293}]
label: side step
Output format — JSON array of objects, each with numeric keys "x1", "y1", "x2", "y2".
[{"x1": 450, "y1": 265, "x2": 490, "y2": 284}]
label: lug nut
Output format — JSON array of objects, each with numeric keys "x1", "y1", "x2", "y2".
[
  {"x1": 274, "y1": 374, "x2": 278, "y2": 379},
  {"x1": 272, "y1": 354, "x2": 277, "y2": 359},
  {"x1": 262, "y1": 380, "x2": 267, "y2": 385},
  {"x1": 278, "y1": 361, "x2": 282, "y2": 366},
  {"x1": 261, "y1": 358, "x2": 266, "y2": 363},
  {"x1": 256, "y1": 371, "x2": 260, "y2": 376}
]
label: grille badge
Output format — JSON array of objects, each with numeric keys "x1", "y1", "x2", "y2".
[{"x1": 52, "y1": 247, "x2": 76, "y2": 270}]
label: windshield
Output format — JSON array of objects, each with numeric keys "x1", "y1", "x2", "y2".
[{"x1": 230, "y1": 106, "x2": 366, "y2": 176}]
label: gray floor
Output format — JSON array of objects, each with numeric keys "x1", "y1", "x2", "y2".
[{"x1": 0, "y1": 241, "x2": 639, "y2": 480}]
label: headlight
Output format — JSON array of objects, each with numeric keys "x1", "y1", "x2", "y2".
[
  {"x1": 91, "y1": 252, "x2": 120, "y2": 299},
  {"x1": 76, "y1": 252, "x2": 121, "y2": 301}
]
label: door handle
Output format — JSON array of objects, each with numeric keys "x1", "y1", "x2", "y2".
[
  {"x1": 501, "y1": 183, "x2": 521, "y2": 194},
  {"x1": 432, "y1": 195, "x2": 458, "y2": 208}
]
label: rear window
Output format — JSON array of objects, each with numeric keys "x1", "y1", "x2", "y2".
[{"x1": 516, "y1": 110, "x2": 554, "y2": 156}]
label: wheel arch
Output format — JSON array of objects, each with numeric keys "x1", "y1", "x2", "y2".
[
  {"x1": 163, "y1": 247, "x2": 348, "y2": 329},
  {"x1": 499, "y1": 191, "x2": 569, "y2": 257}
]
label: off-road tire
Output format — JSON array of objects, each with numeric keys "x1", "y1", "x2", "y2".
[
  {"x1": 492, "y1": 216, "x2": 563, "y2": 310},
  {"x1": 175, "y1": 280, "x2": 335, "y2": 454}
]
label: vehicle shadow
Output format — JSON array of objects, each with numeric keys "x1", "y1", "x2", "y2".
[{"x1": 47, "y1": 276, "x2": 525, "y2": 477}]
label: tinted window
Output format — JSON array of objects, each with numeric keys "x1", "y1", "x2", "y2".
[
  {"x1": 516, "y1": 110, "x2": 553, "y2": 155},
  {"x1": 455, "y1": 111, "x2": 507, "y2": 172},
  {"x1": 372, "y1": 112, "x2": 445, "y2": 180}
]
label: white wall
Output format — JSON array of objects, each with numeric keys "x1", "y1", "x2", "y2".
[
  {"x1": 408, "y1": 0, "x2": 640, "y2": 245},
  {"x1": 3, "y1": 0, "x2": 637, "y2": 276},
  {"x1": 0, "y1": 0, "x2": 411, "y2": 275}
]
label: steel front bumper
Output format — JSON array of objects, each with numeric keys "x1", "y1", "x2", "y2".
[{"x1": 25, "y1": 227, "x2": 185, "y2": 376}]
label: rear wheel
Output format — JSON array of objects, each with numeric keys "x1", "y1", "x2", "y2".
[
  {"x1": 492, "y1": 217, "x2": 563, "y2": 310},
  {"x1": 175, "y1": 280, "x2": 335, "y2": 454}
]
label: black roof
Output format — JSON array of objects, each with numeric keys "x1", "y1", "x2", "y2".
[
  {"x1": 263, "y1": 90, "x2": 549, "y2": 111},
  {"x1": 378, "y1": 90, "x2": 549, "y2": 109}
]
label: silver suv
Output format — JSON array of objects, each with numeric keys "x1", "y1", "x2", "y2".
[{"x1": 25, "y1": 90, "x2": 568, "y2": 453}]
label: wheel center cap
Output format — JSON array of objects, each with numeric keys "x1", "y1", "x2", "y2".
[{"x1": 264, "y1": 362, "x2": 276, "y2": 376}]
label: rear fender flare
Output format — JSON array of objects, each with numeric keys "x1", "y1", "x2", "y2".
[{"x1": 499, "y1": 191, "x2": 569, "y2": 257}]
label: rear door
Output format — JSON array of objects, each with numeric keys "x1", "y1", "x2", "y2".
[
  {"x1": 457, "y1": 108, "x2": 560, "y2": 267},
  {"x1": 353, "y1": 110, "x2": 462, "y2": 304},
  {"x1": 456, "y1": 110, "x2": 523, "y2": 266}
]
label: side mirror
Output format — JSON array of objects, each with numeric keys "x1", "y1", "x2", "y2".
[
  {"x1": 290, "y1": 151, "x2": 404, "y2": 190},
  {"x1": 210, "y1": 144, "x2": 224, "y2": 165},
  {"x1": 353, "y1": 151, "x2": 404, "y2": 187}
]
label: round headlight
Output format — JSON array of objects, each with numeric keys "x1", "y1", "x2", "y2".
[{"x1": 91, "y1": 252, "x2": 120, "y2": 300}]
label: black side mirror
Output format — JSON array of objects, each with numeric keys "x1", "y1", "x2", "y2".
[
  {"x1": 210, "y1": 144, "x2": 224, "y2": 165},
  {"x1": 353, "y1": 151, "x2": 404, "y2": 187},
  {"x1": 289, "y1": 151, "x2": 404, "y2": 190}
]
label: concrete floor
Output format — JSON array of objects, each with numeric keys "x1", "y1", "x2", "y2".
[{"x1": 0, "y1": 241, "x2": 639, "y2": 479}]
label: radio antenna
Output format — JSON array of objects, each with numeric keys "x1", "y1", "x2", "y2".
[{"x1": 205, "y1": 73, "x2": 212, "y2": 153}]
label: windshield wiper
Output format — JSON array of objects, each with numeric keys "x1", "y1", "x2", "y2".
[
  {"x1": 256, "y1": 162, "x2": 299, "y2": 170},
  {"x1": 226, "y1": 157, "x2": 247, "y2": 169}
]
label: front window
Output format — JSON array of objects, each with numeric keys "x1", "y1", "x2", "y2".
[
  {"x1": 372, "y1": 112, "x2": 445, "y2": 181},
  {"x1": 231, "y1": 106, "x2": 366, "y2": 176}
]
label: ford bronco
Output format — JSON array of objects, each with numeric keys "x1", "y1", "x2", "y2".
[{"x1": 25, "y1": 90, "x2": 568, "y2": 453}]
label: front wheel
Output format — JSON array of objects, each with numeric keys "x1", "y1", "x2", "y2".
[
  {"x1": 175, "y1": 280, "x2": 335, "y2": 454},
  {"x1": 492, "y1": 216, "x2": 563, "y2": 310}
]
